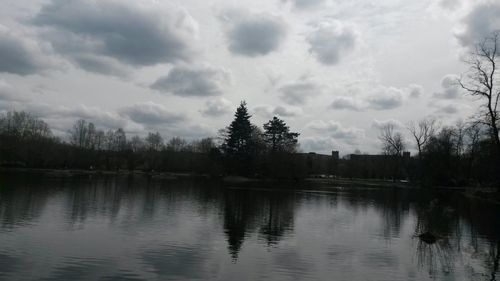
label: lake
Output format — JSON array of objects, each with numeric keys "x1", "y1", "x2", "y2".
[{"x1": 0, "y1": 174, "x2": 499, "y2": 281}]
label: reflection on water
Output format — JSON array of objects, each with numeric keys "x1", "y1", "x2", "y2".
[{"x1": 0, "y1": 174, "x2": 499, "y2": 280}]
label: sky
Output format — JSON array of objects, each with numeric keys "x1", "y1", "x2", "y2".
[{"x1": 0, "y1": 0, "x2": 499, "y2": 154}]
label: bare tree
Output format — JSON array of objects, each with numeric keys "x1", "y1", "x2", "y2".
[
  {"x1": 407, "y1": 117, "x2": 437, "y2": 158},
  {"x1": 145, "y1": 132, "x2": 163, "y2": 151},
  {"x1": 167, "y1": 137, "x2": 188, "y2": 152},
  {"x1": 379, "y1": 124, "x2": 406, "y2": 156},
  {"x1": 458, "y1": 32, "x2": 500, "y2": 155}
]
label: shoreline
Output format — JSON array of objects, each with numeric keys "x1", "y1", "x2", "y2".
[
  {"x1": 2, "y1": 167, "x2": 499, "y2": 204},
  {"x1": 1, "y1": 167, "x2": 496, "y2": 190}
]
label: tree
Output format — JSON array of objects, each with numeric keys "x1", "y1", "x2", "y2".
[
  {"x1": 69, "y1": 119, "x2": 94, "y2": 149},
  {"x1": 0, "y1": 111, "x2": 52, "y2": 140},
  {"x1": 407, "y1": 118, "x2": 437, "y2": 159},
  {"x1": 222, "y1": 101, "x2": 254, "y2": 156},
  {"x1": 104, "y1": 128, "x2": 127, "y2": 151},
  {"x1": 458, "y1": 32, "x2": 500, "y2": 156},
  {"x1": 379, "y1": 124, "x2": 405, "y2": 156},
  {"x1": 145, "y1": 132, "x2": 163, "y2": 151},
  {"x1": 167, "y1": 137, "x2": 187, "y2": 152},
  {"x1": 379, "y1": 124, "x2": 407, "y2": 181},
  {"x1": 129, "y1": 135, "x2": 145, "y2": 153},
  {"x1": 263, "y1": 116, "x2": 299, "y2": 153},
  {"x1": 192, "y1": 137, "x2": 216, "y2": 153}
]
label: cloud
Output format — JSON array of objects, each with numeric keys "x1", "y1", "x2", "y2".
[
  {"x1": 284, "y1": 0, "x2": 326, "y2": 10},
  {"x1": 306, "y1": 20, "x2": 357, "y2": 65},
  {"x1": 440, "y1": 104, "x2": 459, "y2": 114},
  {"x1": 330, "y1": 96, "x2": 362, "y2": 111},
  {"x1": 428, "y1": 101, "x2": 467, "y2": 116},
  {"x1": 372, "y1": 119, "x2": 404, "y2": 129},
  {"x1": 273, "y1": 105, "x2": 303, "y2": 117},
  {"x1": 278, "y1": 78, "x2": 324, "y2": 105},
  {"x1": 151, "y1": 65, "x2": 230, "y2": 97},
  {"x1": 433, "y1": 74, "x2": 462, "y2": 99},
  {"x1": 408, "y1": 84, "x2": 424, "y2": 98},
  {"x1": 33, "y1": 0, "x2": 199, "y2": 73},
  {"x1": 439, "y1": 0, "x2": 461, "y2": 10},
  {"x1": 71, "y1": 54, "x2": 131, "y2": 77},
  {"x1": 299, "y1": 136, "x2": 339, "y2": 153},
  {"x1": 200, "y1": 98, "x2": 233, "y2": 117},
  {"x1": 253, "y1": 105, "x2": 303, "y2": 118},
  {"x1": 307, "y1": 120, "x2": 364, "y2": 140},
  {"x1": 0, "y1": 80, "x2": 28, "y2": 102},
  {"x1": 0, "y1": 25, "x2": 50, "y2": 75},
  {"x1": 366, "y1": 87, "x2": 404, "y2": 110},
  {"x1": 221, "y1": 11, "x2": 287, "y2": 57},
  {"x1": 330, "y1": 84, "x2": 421, "y2": 111},
  {"x1": 119, "y1": 102, "x2": 186, "y2": 125},
  {"x1": 0, "y1": 98, "x2": 142, "y2": 133},
  {"x1": 455, "y1": 2, "x2": 500, "y2": 48}
]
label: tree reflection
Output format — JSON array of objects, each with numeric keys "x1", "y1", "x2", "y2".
[
  {"x1": 222, "y1": 188, "x2": 257, "y2": 260},
  {"x1": 258, "y1": 192, "x2": 295, "y2": 246},
  {"x1": 222, "y1": 187, "x2": 296, "y2": 260},
  {"x1": 0, "y1": 174, "x2": 53, "y2": 229}
]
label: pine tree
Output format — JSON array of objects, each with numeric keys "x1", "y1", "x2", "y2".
[
  {"x1": 263, "y1": 116, "x2": 299, "y2": 153},
  {"x1": 223, "y1": 101, "x2": 253, "y2": 155}
]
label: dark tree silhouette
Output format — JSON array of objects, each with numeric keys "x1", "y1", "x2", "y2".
[
  {"x1": 263, "y1": 116, "x2": 299, "y2": 153},
  {"x1": 407, "y1": 118, "x2": 437, "y2": 159},
  {"x1": 0, "y1": 111, "x2": 52, "y2": 140},
  {"x1": 222, "y1": 101, "x2": 254, "y2": 156},
  {"x1": 379, "y1": 124, "x2": 405, "y2": 157},
  {"x1": 459, "y1": 32, "x2": 500, "y2": 160},
  {"x1": 145, "y1": 132, "x2": 163, "y2": 151}
]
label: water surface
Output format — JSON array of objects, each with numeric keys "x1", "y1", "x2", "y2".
[{"x1": 0, "y1": 174, "x2": 499, "y2": 280}]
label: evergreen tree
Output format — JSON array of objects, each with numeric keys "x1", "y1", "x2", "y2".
[
  {"x1": 263, "y1": 116, "x2": 299, "y2": 153},
  {"x1": 223, "y1": 101, "x2": 253, "y2": 155}
]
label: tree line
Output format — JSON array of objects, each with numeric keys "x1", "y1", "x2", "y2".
[
  {"x1": 0, "y1": 102, "x2": 301, "y2": 178},
  {"x1": 376, "y1": 32, "x2": 500, "y2": 188}
]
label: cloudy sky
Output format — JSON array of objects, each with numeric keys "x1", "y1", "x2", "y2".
[{"x1": 0, "y1": 0, "x2": 499, "y2": 154}]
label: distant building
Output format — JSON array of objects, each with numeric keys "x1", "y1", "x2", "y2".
[{"x1": 292, "y1": 150, "x2": 411, "y2": 180}]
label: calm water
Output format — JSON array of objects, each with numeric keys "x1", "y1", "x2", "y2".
[{"x1": 0, "y1": 174, "x2": 499, "y2": 281}]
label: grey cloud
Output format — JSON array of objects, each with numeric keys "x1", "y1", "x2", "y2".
[
  {"x1": 0, "y1": 80, "x2": 28, "y2": 102},
  {"x1": 330, "y1": 96, "x2": 361, "y2": 111},
  {"x1": 151, "y1": 65, "x2": 230, "y2": 97},
  {"x1": 330, "y1": 84, "x2": 419, "y2": 111},
  {"x1": 439, "y1": 0, "x2": 461, "y2": 10},
  {"x1": 36, "y1": 103, "x2": 132, "y2": 130},
  {"x1": 284, "y1": 0, "x2": 326, "y2": 10},
  {"x1": 273, "y1": 105, "x2": 303, "y2": 117},
  {"x1": 72, "y1": 54, "x2": 131, "y2": 77},
  {"x1": 441, "y1": 104, "x2": 459, "y2": 114},
  {"x1": 299, "y1": 136, "x2": 339, "y2": 154},
  {"x1": 306, "y1": 21, "x2": 356, "y2": 65},
  {"x1": 0, "y1": 99, "x2": 139, "y2": 132},
  {"x1": 223, "y1": 12, "x2": 287, "y2": 57},
  {"x1": 119, "y1": 102, "x2": 186, "y2": 125},
  {"x1": 307, "y1": 120, "x2": 364, "y2": 140},
  {"x1": 428, "y1": 101, "x2": 463, "y2": 115},
  {"x1": 408, "y1": 84, "x2": 424, "y2": 98},
  {"x1": 372, "y1": 119, "x2": 404, "y2": 130},
  {"x1": 456, "y1": 2, "x2": 500, "y2": 48},
  {"x1": 0, "y1": 27, "x2": 48, "y2": 75},
  {"x1": 33, "y1": 0, "x2": 199, "y2": 72},
  {"x1": 254, "y1": 105, "x2": 303, "y2": 118},
  {"x1": 366, "y1": 88, "x2": 403, "y2": 110},
  {"x1": 433, "y1": 74, "x2": 462, "y2": 99},
  {"x1": 279, "y1": 79, "x2": 323, "y2": 105},
  {"x1": 200, "y1": 98, "x2": 233, "y2": 117}
]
